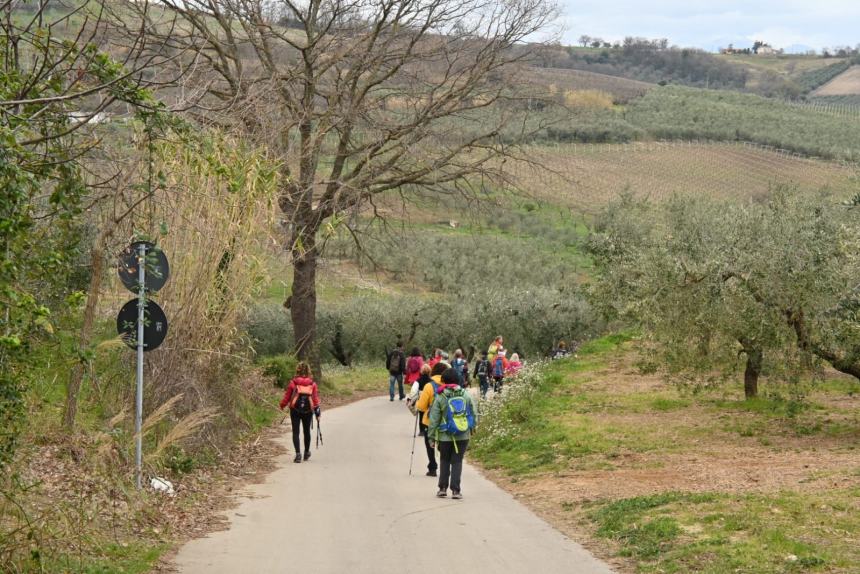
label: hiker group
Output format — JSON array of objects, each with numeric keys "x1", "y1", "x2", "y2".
[
  {"x1": 275, "y1": 337, "x2": 571, "y2": 499},
  {"x1": 386, "y1": 336, "x2": 522, "y2": 499},
  {"x1": 386, "y1": 335, "x2": 522, "y2": 402}
]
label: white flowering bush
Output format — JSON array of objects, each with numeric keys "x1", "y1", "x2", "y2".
[{"x1": 474, "y1": 360, "x2": 548, "y2": 443}]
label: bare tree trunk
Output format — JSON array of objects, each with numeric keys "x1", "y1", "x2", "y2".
[
  {"x1": 64, "y1": 230, "x2": 109, "y2": 430},
  {"x1": 740, "y1": 342, "x2": 762, "y2": 399},
  {"x1": 290, "y1": 227, "x2": 321, "y2": 380}
]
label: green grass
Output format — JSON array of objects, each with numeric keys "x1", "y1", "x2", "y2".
[
  {"x1": 41, "y1": 541, "x2": 166, "y2": 574},
  {"x1": 586, "y1": 490, "x2": 860, "y2": 573},
  {"x1": 238, "y1": 394, "x2": 281, "y2": 433},
  {"x1": 322, "y1": 363, "x2": 389, "y2": 398},
  {"x1": 474, "y1": 333, "x2": 673, "y2": 475},
  {"x1": 473, "y1": 331, "x2": 860, "y2": 571}
]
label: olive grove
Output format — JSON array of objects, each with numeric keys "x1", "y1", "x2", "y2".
[{"x1": 587, "y1": 190, "x2": 860, "y2": 397}]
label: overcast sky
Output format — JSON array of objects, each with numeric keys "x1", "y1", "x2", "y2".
[{"x1": 557, "y1": 1, "x2": 860, "y2": 53}]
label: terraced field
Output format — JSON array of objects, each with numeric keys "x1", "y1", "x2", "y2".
[{"x1": 511, "y1": 141, "x2": 858, "y2": 213}]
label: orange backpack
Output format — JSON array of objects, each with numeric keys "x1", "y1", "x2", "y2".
[{"x1": 290, "y1": 382, "x2": 315, "y2": 414}]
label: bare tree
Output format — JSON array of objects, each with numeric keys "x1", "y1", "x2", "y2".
[
  {"x1": 117, "y1": 0, "x2": 558, "y2": 374},
  {"x1": 578, "y1": 34, "x2": 590, "y2": 48}
]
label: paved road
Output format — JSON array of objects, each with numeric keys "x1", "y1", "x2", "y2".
[{"x1": 173, "y1": 396, "x2": 615, "y2": 574}]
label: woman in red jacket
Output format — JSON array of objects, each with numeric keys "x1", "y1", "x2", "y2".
[
  {"x1": 279, "y1": 362, "x2": 321, "y2": 463},
  {"x1": 405, "y1": 347, "x2": 425, "y2": 387}
]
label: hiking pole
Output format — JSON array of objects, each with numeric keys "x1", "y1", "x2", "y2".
[
  {"x1": 316, "y1": 416, "x2": 323, "y2": 448},
  {"x1": 408, "y1": 411, "x2": 419, "y2": 475}
]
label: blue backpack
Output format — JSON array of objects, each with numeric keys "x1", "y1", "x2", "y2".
[
  {"x1": 452, "y1": 358, "x2": 466, "y2": 383},
  {"x1": 439, "y1": 389, "x2": 475, "y2": 436},
  {"x1": 493, "y1": 357, "x2": 505, "y2": 377}
]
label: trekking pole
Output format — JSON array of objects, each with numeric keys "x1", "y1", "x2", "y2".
[
  {"x1": 408, "y1": 411, "x2": 419, "y2": 475},
  {"x1": 316, "y1": 416, "x2": 323, "y2": 448}
]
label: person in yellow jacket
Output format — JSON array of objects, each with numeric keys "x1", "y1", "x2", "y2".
[
  {"x1": 414, "y1": 362, "x2": 447, "y2": 476},
  {"x1": 487, "y1": 335, "x2": 503, "y2": 365}
]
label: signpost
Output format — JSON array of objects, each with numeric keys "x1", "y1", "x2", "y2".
[{"x1": 116, "y1": 241, "x2": 170, "y2": 489}]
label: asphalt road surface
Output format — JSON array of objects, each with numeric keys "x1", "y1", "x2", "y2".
[{"x1": 173, "y1": 395, "x2": 615, "y2": 574}]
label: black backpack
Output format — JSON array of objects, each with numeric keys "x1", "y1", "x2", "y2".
[
  {"x1": 476, "y1": 359, "x2": 489, "y2": 377},
  {"x1": 388, "y1": 349, "x2": 403, "y2": 372}
]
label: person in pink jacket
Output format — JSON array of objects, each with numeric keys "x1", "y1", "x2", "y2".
[{"x1": 506, "y1": 353, "x2": 523, "y2": 376}]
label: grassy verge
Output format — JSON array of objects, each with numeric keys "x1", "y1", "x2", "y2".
[
  {"x1": 471, "y1": 333, "x2": 860, "y2": 573},
  {"x1": 585, "y1": 489, "x2": 860, "y2": 573},
  {"x1": 322, "y1": 363, "x2": 389, "y2": 399}
]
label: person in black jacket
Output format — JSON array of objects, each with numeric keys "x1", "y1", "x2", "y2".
[
  {"x1": 473, "y1": 352, "x2": 490, "y2": 398},
  {"x1": 386, "y1": 341, "x2": 407, "y2": 401}
]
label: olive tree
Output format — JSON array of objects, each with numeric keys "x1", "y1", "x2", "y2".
[
  {"x1": 116, "y1": 0, "x2": 558, "y2": 375},
  {"x1": 587, "y1": 190, "x2": 860, "y2": 398}
]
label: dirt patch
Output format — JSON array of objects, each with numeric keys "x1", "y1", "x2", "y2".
[
  {"x1": 813, "y1": 65, "x2": 860, "y2": 96},
  {"x1": 479, "y1": 444, "x2": 860, "y2": 574}
]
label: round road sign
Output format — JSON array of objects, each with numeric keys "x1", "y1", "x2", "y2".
[
  {"x1": 116, "y1": 298, "x2": 169, "y2": 352},
  {"x1": 118, "y1": 241, "x2": 170, "y2": 293}
]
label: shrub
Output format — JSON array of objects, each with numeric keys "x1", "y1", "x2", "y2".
[
  {"x1": 246, "y1": 304, "x2": 293, "y2": 356},
  {"x1": 260, "y1": 354, "x2": 297, "y2": 388}
]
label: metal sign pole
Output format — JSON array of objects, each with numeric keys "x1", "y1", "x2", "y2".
[{"x1": 136, "y1": 243, "x2": 146, "y2": 489}]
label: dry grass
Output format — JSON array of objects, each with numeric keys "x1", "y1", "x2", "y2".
[
  {"x1": 563, "y1": 89, "x2": 615, "y2": 110},
  {"x1": 528, "y1": 67, "x2": 653, "y2": 103},
  {"x1": 97, "y1": 131, "x2": 277, "y2": 437}
]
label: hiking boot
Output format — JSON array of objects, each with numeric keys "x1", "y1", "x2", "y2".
[
  {"x1": 293, "y1": 454, "x2": 302, "y2": 463},
  {"x1": 303, "y1": 452, "x2": 311, "y2": 461},
  {"x1": 426, "y1": 470, "x2": 437, "y2": 477},
  {"x1": 452, "y1": 491, "x2": 463, "y2": 500},
  {"x1": 436, "y1": 489, "x2": 447, "y2": 498}
]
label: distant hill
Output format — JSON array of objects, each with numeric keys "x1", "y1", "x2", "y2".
[
  {"x1": 534, "y1": 40, "x2": 855, "y2": 99},
  {"x1": 536, "y1": 42, "x2": 749, "y2": 91}
]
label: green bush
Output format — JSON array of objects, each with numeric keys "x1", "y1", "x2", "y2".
[{"x1": 260, "y1": 354, "x2": 297, "y2": 388}]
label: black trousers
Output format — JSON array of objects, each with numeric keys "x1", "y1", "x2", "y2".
[
  {"x1": 438, "y1": 439, "x2": 469, "y2": 492},
  {"x1": 290, "y1": 409, "x2": 313, "y2": 454},
  {"x1": 420, "y1": 421, "x2": 437, "y2": 472}
]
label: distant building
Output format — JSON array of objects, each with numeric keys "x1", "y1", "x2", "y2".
[{"x1": 720, "y1": 42, "x2": 782, "y2": 56}]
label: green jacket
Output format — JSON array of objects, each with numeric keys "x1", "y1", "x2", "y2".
[{"x1": 428, "y1": 387, "x2": 477, "y2": 442}]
